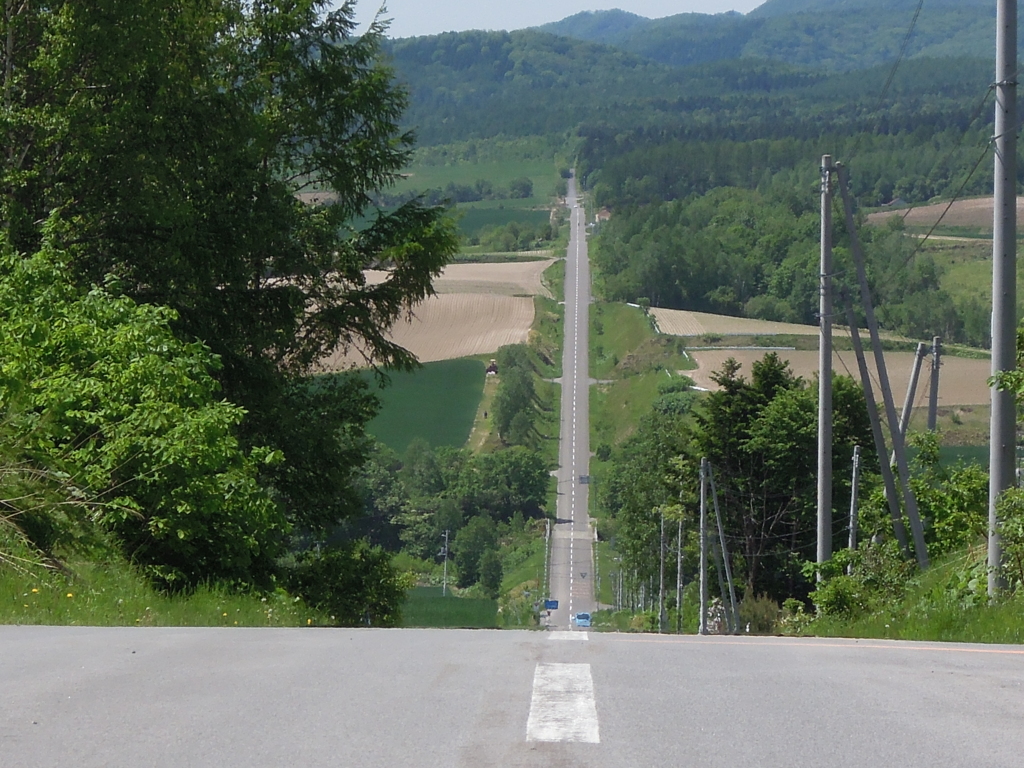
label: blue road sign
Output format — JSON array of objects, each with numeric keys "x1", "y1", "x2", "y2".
[{"x1": 544, "y1": 599, "x2": 559, "y2": 610}]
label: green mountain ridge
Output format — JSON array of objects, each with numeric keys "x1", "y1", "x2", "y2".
[{"x1": 535, "y1": 1, "x2": 1002, "y2": 71}]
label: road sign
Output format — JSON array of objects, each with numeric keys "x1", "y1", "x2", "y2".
[
  {"x1": 579, "y1": 475, "x2": 590, "y2": 484},
  {"x1": 544, "y1": 599, "x2": 559, "y2": 610}
]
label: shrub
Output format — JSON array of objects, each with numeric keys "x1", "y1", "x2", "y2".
[
  {"x1": 739, "y1": 593, "x2": 781, "y2": 633},
  {"x1": 285, "y1": 541, "x2": 406, "y2": 627}
]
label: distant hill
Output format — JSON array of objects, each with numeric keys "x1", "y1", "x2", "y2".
[
  {"x1": 385, "y1": 27, "x2": 992, "y2": 146},
  {"x1": 747, "y1": 0, "x2": 990, "y2": 17},
  {"x1": 536, "y1": 2, "x2": 1002, "y2": 71}
]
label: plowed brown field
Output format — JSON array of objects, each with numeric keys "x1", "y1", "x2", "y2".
[
  {"x1": 651, "y1": 307, "x2": 902, "y2": 341},
  {"x1": 688, "y1": 348, "x2": 989, "y2": 406},
  {"x1": 365, "y1": 259, "x2": 555, "y2": 298},
  {"x1": 866, "y1": 196, "x2": 1024, "y2": 231},
  {"x1": 322, "y1": 293, "x2": 536, "y2": 368}
]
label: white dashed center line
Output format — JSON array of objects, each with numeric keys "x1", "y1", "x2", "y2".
[{"x1": 526, "y1": 663, "x2": 600, "y2": 743}]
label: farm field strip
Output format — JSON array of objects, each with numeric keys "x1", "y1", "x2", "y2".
[
  {"x1": 651, "y1": 306, "x2": 906, "y2": 340},
  {"x1": 865, "y1": 196, "x2": 1024, "y2": 231},
  {"x1": 366, "y1": 260, "x2": 555, "y2": 298},
  {"x1": 323, "y1": 293, "x2": 535, "y2": 367},
  {"x1": 687, "y1": 348, "x2": 990, "y2": 406}
]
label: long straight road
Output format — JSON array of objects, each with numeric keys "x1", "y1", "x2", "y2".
[
  {"x1": 5, "y1": 626, "x2": 1024, "y2": 766},
  {"x1": 546, "y1": 175, "x2": 594, "y2": 628}
]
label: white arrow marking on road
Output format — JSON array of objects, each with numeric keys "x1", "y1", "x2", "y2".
[
  {"x1": 548, "y1": 631, "x2": 589, "y2": 641},
  {"x1": 526, "y1": 663, "x2": 600, "y2": 743}
]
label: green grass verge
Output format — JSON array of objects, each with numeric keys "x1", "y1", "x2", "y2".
[
  {"x1": 0, "y1": 560, "x2": 324, "y2": 627},
  {"x1": 365, "y1": 358, "x2": 485, "y2": 454},
  {"x1": 400, "y1": 586, "x2": 498, "y2": 628},
  {"x1": 805, "y1": 549, "x2": 1024, "y2": 644}
]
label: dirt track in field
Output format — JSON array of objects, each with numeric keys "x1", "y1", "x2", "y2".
[
  {"x1": 687, "y1": 348, "x2": 989, "y2": 406},
  {"x1": 866, "y1": 196, "x2": 1024, "y2": 231}
]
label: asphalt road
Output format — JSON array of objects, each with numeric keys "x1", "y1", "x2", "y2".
[
  {"x1": 546, "y1": 175, "x2": 594, "y2": 629},
  {"x1": 4, "y1": 626, "x2": 1023, "y2": 767}
]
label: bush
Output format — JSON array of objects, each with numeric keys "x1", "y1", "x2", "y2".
[
  {"x1": 739, "y1": 593, "x2": 781, "y2": 633},
  {"x1": 285, "y1": 541, "x2": 407, "y2": 627}
]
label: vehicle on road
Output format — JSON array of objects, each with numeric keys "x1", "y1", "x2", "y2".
[{"x1": 573, "y1": 612, "x2": 591, "y2": 628}]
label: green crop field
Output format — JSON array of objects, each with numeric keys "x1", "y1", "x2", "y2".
[
  {"x1": 397, "y1": 158, "x2": 560, "y2": 196},
  {"x1": 364, "y1": 358, "x2": 485, "y2": 454},
  {"x1": 400, "y1": 586, "x2": 498, "y2": 628},
  {"x1": 457, "y1": 205, "x2": 551, "y2": 237}
]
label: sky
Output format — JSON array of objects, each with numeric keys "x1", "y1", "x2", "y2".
[{"x1": 347, "y1": 1, "x2": 766, "y2": 39}]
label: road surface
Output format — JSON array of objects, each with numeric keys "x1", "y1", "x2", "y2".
[
  {"x1": 546, "y1": 175, "x2": 594, "y2": 629},
  {"x1": 4, "y1": 625, "x2": 1023, "y2": 767}
]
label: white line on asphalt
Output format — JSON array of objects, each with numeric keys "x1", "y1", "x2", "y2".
[
  {"x1": 548, "y1": 631, "x2": 589, "y2": 641},
  {"x1": 526, "y1": 663, "x2": 600, "y2": 743}
]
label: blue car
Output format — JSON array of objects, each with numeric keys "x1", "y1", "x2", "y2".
[{"x1": 573, "y1": 612, "x2": 591, "y2": 628}]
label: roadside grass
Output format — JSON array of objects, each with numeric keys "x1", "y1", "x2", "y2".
[
  {"x1": 0, "y1": 559, "x2": 324, "y2": 627},
  {"x1": 594, "y1": 538, "x2": 618, "y2": 607},
  {"x1": 400, "y1": 586, "x2": 498, "y2": 629},
  {"x1": 364, "y1": 358, "x2": 485, "y2": 454},
  {"x1": 805, "y1": 548, "x2": 1024, "y2": 644},
  {"x1": 590, "y1": 302, "x2": 652, "y2": 380}
]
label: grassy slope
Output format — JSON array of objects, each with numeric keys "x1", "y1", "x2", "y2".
[
  {"x1": 0, "y1": 560, "x2": 326, "y2": 627},
  {"x1": 401, "y1": 586, "x2": 498, "y2": 628},
  {"x1": 365, "y1": 358, "x2": 486, "y2": 454}
]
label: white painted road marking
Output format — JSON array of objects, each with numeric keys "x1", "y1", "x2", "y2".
[
  {"x1": 548, "y1": 631, "x2": 589, "y2": 641},
  {"x1": 526, "y1": 663, "x2": 600, "y2": 743}
]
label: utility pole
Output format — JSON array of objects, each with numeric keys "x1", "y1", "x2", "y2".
[
  {"x1": 699, "y1": 458, "x2": 709, "y2": 636},
  {"x1": 990, "y1": 0, "x2": 1017, "y2": 597},
  {"x1": 658, "y1": 511, "x2": 666, "y2": 634},
  {"x1": 441, "y1": 529, "x2": 450, "y2": 597},
  {"x1": 676, "y1": 518, "x2": 683, "y2": 634},
  {"x1": 891, "y1": 342, "x2": 928, "y2": 466},
  {"x1": 843, "y1": 297, "x2": 910, "y2": 555},
  {"x1": 928, "y1": 337, "x2": 941, "y2": 431},
  {"x1": 848, "y1": 446, "x2": 862, "y2": 574},
  {"x1": 708, "y1": 463, "x2": 739, "y2": 633},
  {"x1": 836, "y1": 164, "x2": 928, "y2": 569},
  {"x1": 818, "y1": 155, "x2": 834, "y2": 572}
]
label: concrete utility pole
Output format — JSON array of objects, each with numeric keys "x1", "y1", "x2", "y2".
[
  {"x1": 818, "y1": 155, "x2": 834, "y2": 571},
  {"x1": 989, "y1": 0, "x2": 1017, "y2": 597},
  {"x1": 708, "y1": 464, "x2": 739, "y2": 633},
  {"x1": 891, "y1": 342, "x2": 928, "y2": 466},
  {"x1": 928, "y1": 336, "x2": 941, "y2": 431},
  {"x1": 658, "y1": 511, "x2": 666, "y2": 634},
  {"x1": 848, "y1": 445, "x2": 862, "y2": 557},
  {"x1": 675, "y1": 519, "x2": 683, "y2": 634},
  {"x1": 843, "y1": 296, "x2": 911, "y2": 555},
  {"x1": 836, "y1": 164, "x2": 928, "y2": 570},
  {"x1": 442, "y1": 529, "x2": 450, "y2": 597},
  {"x1": 699, "y1": 459, "x2": 709, "y2": 636}
]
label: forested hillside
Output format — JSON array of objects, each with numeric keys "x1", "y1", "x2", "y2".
[{"x1": 539, "y1": 1, "x2": 1001, "y2": 71}]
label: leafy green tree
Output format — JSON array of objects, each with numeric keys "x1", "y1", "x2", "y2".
[
  {"x1": 286, "y1": 541, "x2": 407, "y2": 626},
  {"x1": 0, "y1": 247, "x2": 285, "y2": 588},
  {"x1": 478, "y1": 549, "x2": 503, "y2": 598},
  {"x1": 0, "y1": 1, "x2": 459, "y2": 543},
  {"x1": 454, "y1": 515, "x2": 497, "y2": 587},
  {"x1": 694, "y1": 354, "x2": 873, "y2": 600},
  {"x1": 508, "y1": 177, "x2": 534, "y2": 198}
]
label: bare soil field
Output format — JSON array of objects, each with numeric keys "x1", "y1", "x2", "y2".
[
  {"x1": 365, "y1": 259, "x2": 555, "y2": 298},
  {"x1": 651, "y1": 307, "x2": 904, "y2": 341},
  {"x1": 688, "y1": 348, "x2": 989, "y2": 406},
  {"x1": 322, "y1": 293, "x2": 535, "y2": 368},
  {"x1": 652, "y1": 307, "x2": 819, "y2": 337},
  {"x1": 866, "y1": 196, "x2": 1024, "y2": 231}
]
